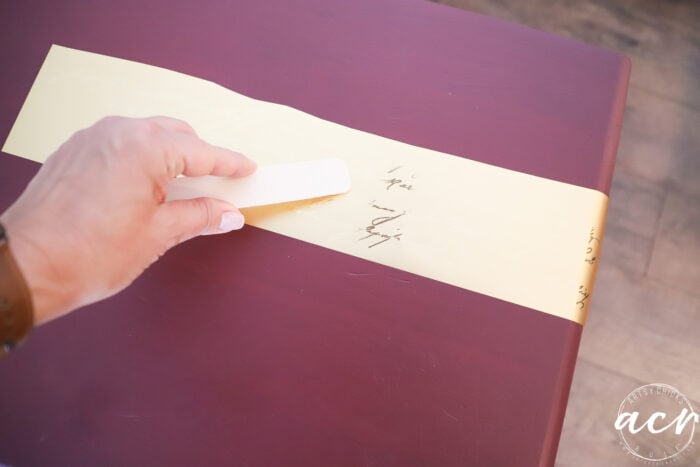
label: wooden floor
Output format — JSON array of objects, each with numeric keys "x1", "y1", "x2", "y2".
[{"x1": 430, "y1": 1, "x2": 700, "y2": 466}]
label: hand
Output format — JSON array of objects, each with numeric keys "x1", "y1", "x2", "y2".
[{"x1": 0, "y1": 116, "x2": 256, "y2": 324}]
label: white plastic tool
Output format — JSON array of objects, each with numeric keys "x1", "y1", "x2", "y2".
[{"x1": 166, "y1": 158, "x2": 351, "y2": 208}]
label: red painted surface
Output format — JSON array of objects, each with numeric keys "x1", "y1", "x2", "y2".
[{"x1": 0, "y1": 1, "x2": 629, "y2": 465}]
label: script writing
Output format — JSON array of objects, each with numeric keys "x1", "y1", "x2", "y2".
[
  {"x1": 359, "y1": 204, "x2": 405, "y2": 248},
  {"x1": 576, "y1": 285, "x2": 590, "y2": 310},
  {"x1": 575, "y1": 226, "x2": 601, "y2": 311},
  {"x1": 584, "y1": 227, "x2": 600, "y2": 265},
  {"x1": 359, "y1": 166, "x2": 417, "y2": 249},
  {"x1": 382, "y1": 165, "x2": 416, "y2": 191}
]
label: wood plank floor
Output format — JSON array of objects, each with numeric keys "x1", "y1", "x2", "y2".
[{"x1": 430, "y1": 1, "x2": 700, "y2": 465}]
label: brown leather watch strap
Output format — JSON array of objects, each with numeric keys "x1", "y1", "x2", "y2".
[{"x1": 0, "y1": 222, "x2": 34, "y2": 357}]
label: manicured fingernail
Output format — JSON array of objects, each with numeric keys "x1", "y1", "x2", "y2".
[{"x1": 220, "y1": 212, "x2": 245, "y2": 231}]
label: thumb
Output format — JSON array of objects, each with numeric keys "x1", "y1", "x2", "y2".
[{"x1": 158, "y1": 197, "x2": 246, "y2": 245}]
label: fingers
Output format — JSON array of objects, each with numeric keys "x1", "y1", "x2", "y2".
[
  {"x1": 144, "y1": 116, "x2": 257, "y2": 179},
  {"x1": 167, "y1": 132, "x2": 257, "y2": 178},
  {"x1": 145, "y1": 116, "x2": 197, "y2": 135},
  {"x1": 157, "y1": 197, "x2": 246, "y2": 245},
  {"x1": 102, "y1": 116, "x2": 257, "y2": 180}
]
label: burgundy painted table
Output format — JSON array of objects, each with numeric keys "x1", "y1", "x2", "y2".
[{"x1": 0, "y1": 1, "x2": 629, "y2": 466}]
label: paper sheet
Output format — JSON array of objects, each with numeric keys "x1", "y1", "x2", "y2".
[{"x1": 2, "y1": 45, "x2": 608, "y2": 324}]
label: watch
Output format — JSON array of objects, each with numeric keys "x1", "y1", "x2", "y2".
[{"x1": 0, "y1": 222, "x2": 34, "y2": 357}]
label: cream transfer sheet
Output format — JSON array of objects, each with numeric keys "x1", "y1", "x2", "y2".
[{"x1": 3, "y1": 45, "x2": 607, "y2": 324}]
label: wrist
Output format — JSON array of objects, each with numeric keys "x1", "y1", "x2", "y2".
[{"x1": 0, "y1": 214, "x2": 74, "y2": 325}]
